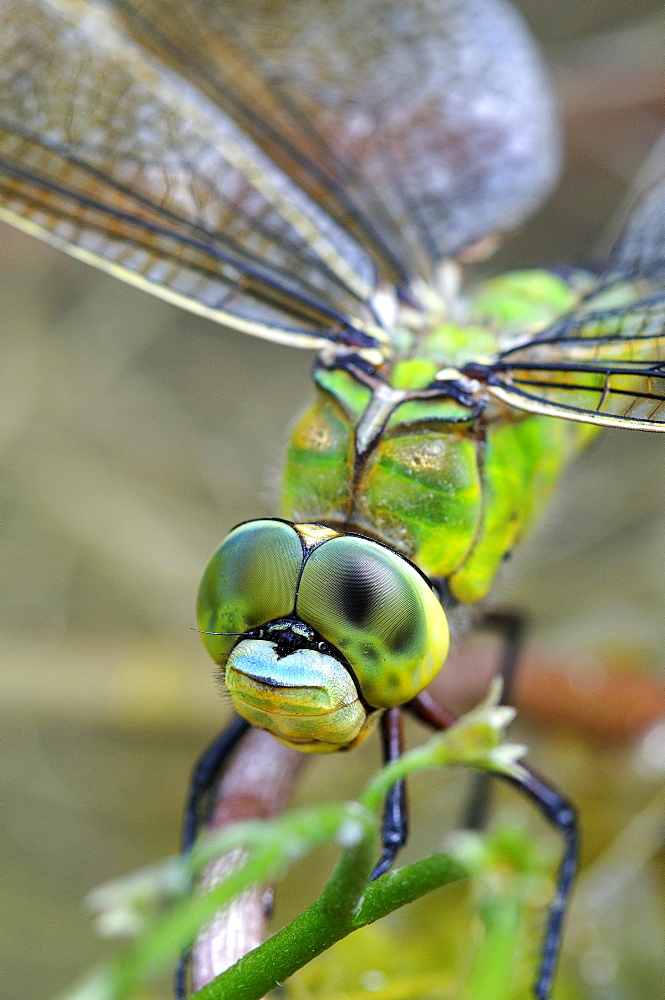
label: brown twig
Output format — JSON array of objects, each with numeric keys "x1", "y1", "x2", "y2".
[{"x1": 191, "y1": 728, "x2": 308, "y2": 991}]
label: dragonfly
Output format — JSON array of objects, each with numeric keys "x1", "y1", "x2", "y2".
[{"x1": 2, "y1": 1, "x2": 665, "y2": 998}]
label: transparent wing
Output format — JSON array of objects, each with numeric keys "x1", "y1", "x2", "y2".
[
  {"x1": 111, "y1": 0, "x2": 560, "y2": 286},
  {"x1": 0, "y1": 0, "x2": 559, "y2": 353},
  {"x1": 468, "y1": 179, "x2": 665, "y2": 431},
  {"x1": 0, "y1": 0, "x2": 383, "y2": 352},
  {"x1": 471, "y1": 298, "x2": 665, "y2": 430},
  {"x1": 600, "y1": 175, "x2": 665, "y2": 287}
]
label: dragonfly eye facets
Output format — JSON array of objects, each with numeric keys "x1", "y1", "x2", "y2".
[
  {"x1": 197, "y1": 519, "x2": 450, "y2": 750},
  {"x1": 296, "y1": 534, "x2": 449, "y2": 709},
  {"x1": 197, "y1": 518, "x2": 304, "y2": 666}
]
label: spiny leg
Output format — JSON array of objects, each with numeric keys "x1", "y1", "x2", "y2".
[
  {"x1": 177, "y1": 714, "x2": 251, "y2": 998},
  {"x1": 371, "y1": 707, "x2": 407, "y2": 880},
  {"x1": 408, "y1": 690, "x2": 578, "y2": 1000},
  {"x1": 463, "y1": 611, "x2": 527, "y2": 830}
]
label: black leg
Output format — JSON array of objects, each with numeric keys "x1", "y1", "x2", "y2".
[
  {"x1": 407, "y1": 689, "x2": 578, "y2": 1000},
  {"x1": 370, "y1": 707, "x2": 408, "y2": 880},
  {"x1": 480, "y1": 611, "x2": 526, "y2": 704},
  {"x1": 504, "y1": 766, "x2": 578, "y2": 1000},
  {"x1": 463, "y1": 611, "x2": 527, "y2": 830},
  {"x1": 181, "y1": 714, "x2": 251, "y2": 852},
  {"x1": 176, "y1": 714, "x2": 251, "y2": 998}
]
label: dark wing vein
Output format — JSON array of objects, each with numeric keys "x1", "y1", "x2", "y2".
[
  {"x1": 111, "y1": 0, "x2": 413, "y2": 291},
  {"x1": 471, "y1": 294, "x2": 665, "y2": 430},
  {"x1": 0, "y1": 0, "x2": 561, "y2": 326},
  {"x1": 0, "y1": 0, "x2": 385, "y2": 351},
  {"x1": 468, "y1": 163, "x2": 665, "y2": 433}
]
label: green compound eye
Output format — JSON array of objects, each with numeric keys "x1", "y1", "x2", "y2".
[
  {"x1": 296, "y1": 535, "x2": 449, "y2": 708},
  {"x1": 197, "y1": 519, "x2": 303, "y2": 665}
]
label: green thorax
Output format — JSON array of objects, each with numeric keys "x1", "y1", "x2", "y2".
[{"x1": 282, "y1": 270, "x2": 594, "y2": 604}]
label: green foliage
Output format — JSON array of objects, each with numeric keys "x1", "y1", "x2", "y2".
[
  {"x1": 286, "y1": 827, "x2": 554, "y2": 1000},
  {"x1": 59, "y1": 684, "x2": 555, "y2": 1000}
]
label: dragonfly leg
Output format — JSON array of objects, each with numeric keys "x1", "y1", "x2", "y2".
[
  {"x1": 463, "y1": 611, "x2": 527, "y2": 830},
  {"x1": 406, "y1": 688, "x2": 458, "y2": 730},
  {"x1": 503, "y1": 765, "x2": 578, "y2": 1000},
  {"x1": 181, "y1": 714, "x2": 251, "y2": 853},
  {"x1": 177, "y1": 714, "x2": 251, "y2": 999},
  {"x1": 477, "y1": 610, "x2": 526, "y2": 704},
  {"x1": 408, "y1": 686, "x2": 578, "y2": 1000},
  {"x1": 371, "y1": 707, "x2": 408, "y2": 879}
]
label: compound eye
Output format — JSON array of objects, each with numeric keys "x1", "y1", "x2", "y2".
[
  {"x1": 296, "y1": 535, "x2": 448, "y2": 708},
  {"x1": 197, "y1": 519, "x2": 303, "y2": 665}
]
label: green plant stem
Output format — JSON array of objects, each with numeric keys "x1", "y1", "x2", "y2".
[
  {"x1": 361, "y1": 742, "x2": 440, "y2": 813},
  {"x1": 318, "y1": 818, "x2": 378, "y2": 920},
  {"x1": 190, "y1": 852, "x2": 467, "y2": 1000},
  {"x1": 67, "y1": 690, "x2": 520, "y2": 1000},
  {"x1": 461, "y1": 895, "x2": 524, "y2": 1000},
  {"x1": 106, "y1": 804, "x2": 363, "y2": 998}
]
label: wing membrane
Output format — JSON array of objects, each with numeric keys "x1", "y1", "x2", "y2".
[
  {"x1": 468, "y1": 172, "x2": 665, "y2": 431},
  {"x1": 480, "y1": 297, "x2": 665, "y2": 430},
  {"x1": 601, "y1": 175, "x2": 665, "y2": 287},
  {"x1": 0, "y1": 0, "x2": 384, "y2": 351},
  {"x1": 0, "y1": 0, "x2": 559, "y2": 339},
  {"x1": 109, "y1": 0, "x2": 559, "y2": 285}
]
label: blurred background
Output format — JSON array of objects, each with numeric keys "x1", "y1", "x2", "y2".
[{"x1": 2, "y1": 1, "x2": 665, "y2": 998}]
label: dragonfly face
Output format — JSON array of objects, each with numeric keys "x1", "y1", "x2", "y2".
[{"x1": 197, "y1": 519, "x2": 448, "y2": 751}]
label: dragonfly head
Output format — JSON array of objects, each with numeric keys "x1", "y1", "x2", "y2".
[{"x1": 197, "y1": 519, "x2": 449, "y2": 753}]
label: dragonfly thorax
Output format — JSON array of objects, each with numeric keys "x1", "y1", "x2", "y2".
[{"x1": 283, "y1": 273, "x2": 592, "y2": 604}]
